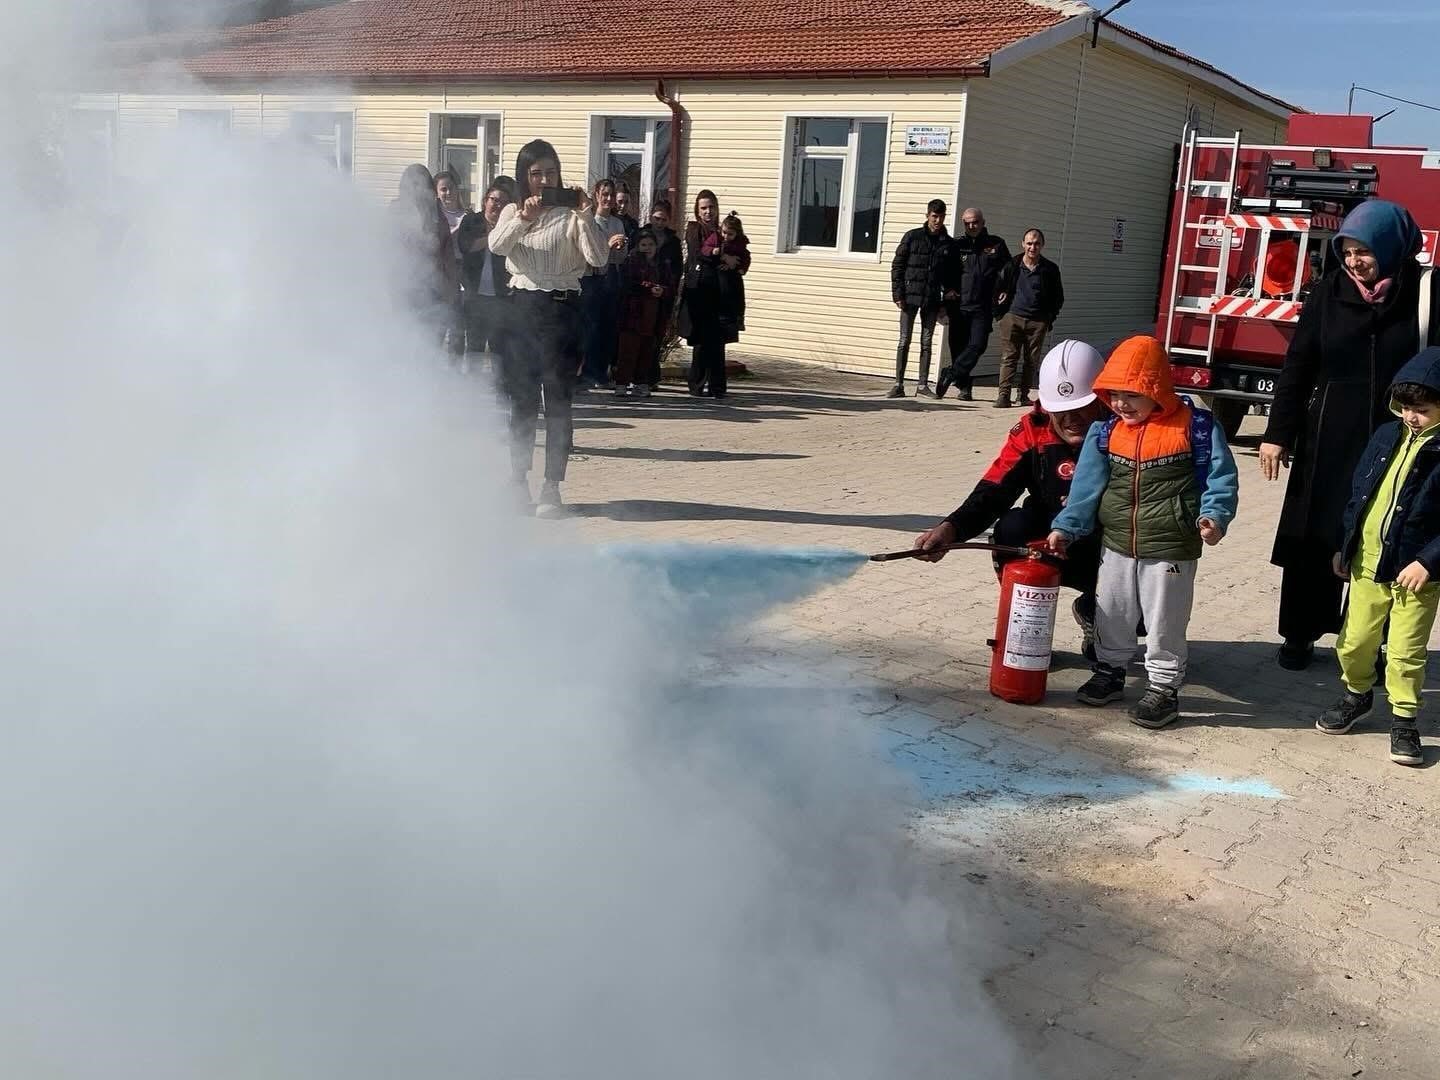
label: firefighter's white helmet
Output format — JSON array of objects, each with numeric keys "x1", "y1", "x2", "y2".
[{"x1": 1038, "y1": 340, "x2": 1104, "y2": 413}]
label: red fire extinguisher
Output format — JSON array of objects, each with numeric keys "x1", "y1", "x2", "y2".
[{"x1": 988, "y1": 541, "x2": 1063, "y2": 705}]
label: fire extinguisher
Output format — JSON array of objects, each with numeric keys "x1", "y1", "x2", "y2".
[
  {"x1": 988, "y1": 541, "x2": 1063, "y2": 706},
  {"x1": 869, "y1": 538, "x2": 1065, "y2": 706}
]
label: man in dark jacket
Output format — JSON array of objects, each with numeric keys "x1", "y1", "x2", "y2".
[
  {"x1": 888, "y1": 199, "x2": 951, "y2": 399},
  {"x1": 993, "y1": 228, "x2": 1065, "y2": 408},
  {"x1": 937, "y1": 207, "x2": 1011, "y2": 401}
]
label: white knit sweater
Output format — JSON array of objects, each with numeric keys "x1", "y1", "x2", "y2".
[{"x1": 488, "y1": 203, "x2": 609, "y2": 292}]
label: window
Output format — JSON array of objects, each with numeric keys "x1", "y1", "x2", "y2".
[
  {"x1": 782, "y1": 117, "x2": 888, "y2": 255},
  {"x1": 432, "y1": 114, "x2": 501, "y2": 206},
  {"x1": 589, "y1": 116, "x2": 671, "y2": 215},
  {"x1": 177, "y1": 108, "x2": 232, "y2": 135},
  {"x1": 290, "y1": 111, "x2": 353, "y2": 173},
  {"x1": 63, "y1": 109, "x2": 117, "y2": 188}
]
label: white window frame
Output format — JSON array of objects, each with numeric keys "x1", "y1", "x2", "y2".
[
  {"x1": 586, "y1": 114, "x2": 671, "y2": 217},
  {"x1": 289, "y1": 109, "x2": 355, "y2": 174},
  {"x1": 427, "y1": 111, "x2": 503, "y2": 206},
  {"x1": 177, "y1": 107, "x2": 233, "y2": 133},
  {"x1": 775, "y1": 113, "x2": 892, "y2": 262}
]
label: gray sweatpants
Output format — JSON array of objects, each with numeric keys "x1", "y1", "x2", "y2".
[{"x1": 1095, "y1": 547, "x2": 1198, "y2": 689}]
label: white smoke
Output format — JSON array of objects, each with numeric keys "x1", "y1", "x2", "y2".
[{"x1": 0, "y1": 6, "x2": 1017, "y2": 1077}]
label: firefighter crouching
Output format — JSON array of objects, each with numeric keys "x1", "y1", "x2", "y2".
[{"x1": 914, "y1": 341, "x2": 1111, "y2": 658}]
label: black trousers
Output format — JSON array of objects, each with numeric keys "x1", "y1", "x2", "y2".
[
  {"x1": 464, "y1": 292, "x2": 510, "y2": 357},
  {"x1": 502, "y1": 290, "x2": 579, "y2": 483},
  {"x1": 991, "y1": 502, "x2": 1101, "y2": 596},
  {"x1": 895, "y1": 303, "x2": 940, "y2": 385},
  {"x1": 943, "y1": 304, "x2": 993, "y2": 388},
  {"x1": 1278, "y1": 538, "x2": 1346, "y2": 642},
  {"x1": 688, "y1": 339, "x2": 727, "y2": 397}
]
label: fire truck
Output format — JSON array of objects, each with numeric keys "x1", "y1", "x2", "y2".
[{"x1": 1156, "y1": 113, "x2": 1440, "y2": 438}]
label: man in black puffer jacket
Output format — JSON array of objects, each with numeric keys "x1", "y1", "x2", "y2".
[{"x1": 888, "y1": 199, "x2": 951, "y2": 399}]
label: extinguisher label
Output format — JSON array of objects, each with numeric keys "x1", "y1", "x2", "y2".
[{"x1": 1003, "y1": 583, "x2": 1061, "y2": 671}]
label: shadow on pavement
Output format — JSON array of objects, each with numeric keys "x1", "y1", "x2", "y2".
[
  {"x1": 567, "y1": 498, "x2": 935, "y2": 532},
  {"x1": 573, "y1": 445, "x2": 807, "y2": 463}
]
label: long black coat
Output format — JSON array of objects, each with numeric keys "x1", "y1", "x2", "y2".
[
  {"x1": 1264, "y1": 260, "x2": 1440, "y2": 559},
  {"x1": 890, "y1": 224, "x2": 951, "y2": 309}
]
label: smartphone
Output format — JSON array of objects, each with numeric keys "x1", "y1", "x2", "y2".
[{"x1": 541, "y1": 187, "x2": 580, "y2": 209}]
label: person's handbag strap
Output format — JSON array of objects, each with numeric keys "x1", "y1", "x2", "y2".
[{"x1": 1421, "y1": 265, "x2": 1435, "y2": 345}]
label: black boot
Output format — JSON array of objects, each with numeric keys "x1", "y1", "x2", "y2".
[{"x1": 1277, "y1": 638, "x2": 1315, "y2": 670}]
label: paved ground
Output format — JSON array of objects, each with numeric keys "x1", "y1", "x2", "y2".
[{"x1": 553, "y1": 358, "x2": 1440, "y2": 1079}]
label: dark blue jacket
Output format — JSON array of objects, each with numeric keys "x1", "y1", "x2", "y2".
[{"x1": 1341, "y1": 347, "x2": 1440, "y2": 581}]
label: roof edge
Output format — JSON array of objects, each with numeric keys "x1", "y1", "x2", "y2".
[
  {"x1": 166, "y1": 65, "x2": 992, "y2": 87},
  {"x1": 988, "y1": 13, "x2": 1299, "y2": 119},
  {"x1": 1096, "y1": 21, "x2": 1300, "y2": 118}
]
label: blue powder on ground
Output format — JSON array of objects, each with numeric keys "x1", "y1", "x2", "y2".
[{"x1": 595, "y1": 543, "x2": 868, "y2": 626}]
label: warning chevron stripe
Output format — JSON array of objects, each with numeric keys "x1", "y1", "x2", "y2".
[
  {"x1": 1205, "y1": 296, "x2": 1303, "y2": 322},
  {"x1": 1224, "y1": 214, "x2": 1311, "y2": 231}
]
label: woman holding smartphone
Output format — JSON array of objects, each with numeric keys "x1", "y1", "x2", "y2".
[{"x1": 488, "y1": 139, "x2": 609, "y2": 518}]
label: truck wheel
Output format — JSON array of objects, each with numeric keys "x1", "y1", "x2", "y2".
[{"x1": 1209, "y1": 398, "x2": 1248, "y2": 441}]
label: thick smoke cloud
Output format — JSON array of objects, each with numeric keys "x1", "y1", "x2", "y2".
[{"x1": 0, "y1": 5, "x2": 1017, "y2": 1077}]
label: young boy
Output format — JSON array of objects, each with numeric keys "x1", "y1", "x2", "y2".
[
  {"x1": 1047, "y1": 335, "x2": 1239, "y2": 729},
  {"x1": 1314, "y1": 347, "x2": 1440, "y2": 765}
]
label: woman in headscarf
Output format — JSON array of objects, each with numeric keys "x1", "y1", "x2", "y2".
[{"x1": 1260, "y1": 200, "x2": 1440, "y2": 669}]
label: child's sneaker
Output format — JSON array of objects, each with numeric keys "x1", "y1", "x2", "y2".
[
  {"x1": 1390, "y1": 723, "x2": 1423, "y2": 766},
  {"x1": 1131, "y1": 686, "x2": 1180, "y2": 729},
  {"x1": 1314, "y1": 689, "x2": 1373, "y2": 735},
  {"x1": 1076, "y1": 664, "x2": 1125, "y2": 706}
]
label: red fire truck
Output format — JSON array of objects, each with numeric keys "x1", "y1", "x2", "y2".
[{"x1": 1156, "y1": 113, "x2": 1440, "y2": 438}]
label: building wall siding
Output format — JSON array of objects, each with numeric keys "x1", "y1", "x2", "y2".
[{"x1": 960, "y1": 38, "x2": 1287, "y2": 372}]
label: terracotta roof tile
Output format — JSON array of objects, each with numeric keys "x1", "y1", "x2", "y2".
[{"x1": 116, "y1": 0, "x2": 1077, "y2": 81}]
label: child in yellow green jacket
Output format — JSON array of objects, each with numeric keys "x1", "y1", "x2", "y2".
[{"x1": 1315, "y1": 346, "x2": 1440, "y2": 766}]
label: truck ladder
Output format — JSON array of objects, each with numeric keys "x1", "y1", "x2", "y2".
[{"x1": 1163, "y1": 127, "x2": 1243, "y2": 366}]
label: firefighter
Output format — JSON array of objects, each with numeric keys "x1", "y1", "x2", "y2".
[{"x1": 914, "y1": 340, "x2": 1111, "y2": 657}]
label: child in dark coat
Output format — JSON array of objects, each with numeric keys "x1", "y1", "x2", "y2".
[
  {"x1": 614, "y1": 227, "x2": 677, "y2": 398},
  {"x1": 712, "y1": 213, "x2": 751, "y2": 338}
]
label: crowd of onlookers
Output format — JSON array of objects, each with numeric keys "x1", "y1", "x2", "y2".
[
  {"x1": 389, "y1": 139, "x2": 751, "y2": 518},
  {"x1": 890, "y1": 200, "x2": 1065, "y2": 407}
]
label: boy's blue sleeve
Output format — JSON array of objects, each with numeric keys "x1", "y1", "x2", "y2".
[
  {"x1": 1051, "y1": 423, "x2": 1110, "y2": 540},
  {"x1": 1198, "y1": 420, "x2": 1239, "y2": 531}
]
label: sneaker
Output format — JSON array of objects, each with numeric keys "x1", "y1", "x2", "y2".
[
  {"x1": 1390, "y1": 724, "x2": 1423, "y2": 766},
  {"x1": 535, "y1": 481, "x2": 565, "y2": 519},
  {"x1": 916, "y1": 384, "x2": 937, "y2": 399},
  {"x1": 886, "y1": 384, "x2": 906, "y2": 399},
  {"x1": 1073, "y1": 594, "x2": 1097, "y2": 663},
  {"x1": 614, "y1": 384, "x2": 629, "y2": 397},
  {"x1": 1077, "y1": 664, "x2": 1126, "y2": 706},
  {"x1": 1131, "y1": 686, "x2": 1181, "y2": 729},
  {"x1": 1314, "y1": 689, "x2": 1373, "y2": 735},
  {"x1": 1277, "y1": 638, "x2": 1315, "y2": 671}
]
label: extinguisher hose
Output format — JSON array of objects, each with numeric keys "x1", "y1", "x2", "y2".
[{"x1": 868, "y1": 541, "x2": 1066, "y2": 565}]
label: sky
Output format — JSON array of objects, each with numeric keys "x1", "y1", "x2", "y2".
[{"x1": 1116, "y1": 0, "x2": 1440, "y2": 149}]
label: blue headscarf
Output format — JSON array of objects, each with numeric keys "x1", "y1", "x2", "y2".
[{"x1": 1332, "y1": 199, "x2": 1421, "y2": 279}]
